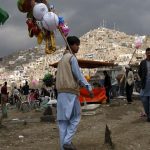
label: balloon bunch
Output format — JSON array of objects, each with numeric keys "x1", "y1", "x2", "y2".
[
  {"x1": 134, "y1": 37, "x2": 143, "y2": 49},
  {"x1": 17, "y1": 0, "x2": 70, "y2": 54}
]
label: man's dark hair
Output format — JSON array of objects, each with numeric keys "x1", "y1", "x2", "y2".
[
  {"x1": 146, "y1": 48, "x2": 150, "y2": 52},
  {"x1": 4, "y1": 82, "x2": 7, "y2": 85},
  {"x1": 67, "y1": 36, "x2": 80, "y2": 46},
  {"x1": 103, "y1": 71, "x2": 107, "y2": 75}
]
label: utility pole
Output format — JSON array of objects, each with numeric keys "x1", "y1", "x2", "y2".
[{"x1": 102, "y1": 19, "x2": 105, "y2": 27}]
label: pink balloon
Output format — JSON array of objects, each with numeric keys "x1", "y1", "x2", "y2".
[
  {"x1": 60, "y1": 24, "x2": 70, "y2": 36},
  {"x1": 135, "y1": 38, "x2": 142, "y2": 49},
  {"x1": 135, "y1": 41, "x2": 142, "y2": 49},
  {"x1": 32, "y1": 79, "x2": 38, "y2": 85}
]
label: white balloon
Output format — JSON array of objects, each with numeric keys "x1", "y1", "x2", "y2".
[
  {"x1": 36, "y1": 21, "x2": 43, "y2": 30},
  {"x1": 33, "y1": 3, "x2": 48, "y2": 21},
  {"x1": 42, "y1": 12, "x2": 59, "y2": 31}
]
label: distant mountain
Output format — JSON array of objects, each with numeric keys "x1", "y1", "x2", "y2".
[
  {"x1": 77, "y1": 27, "x2": 147, "y2": 65},
  {"x1": 2, "y1": 27, "x2": 148, "y2": 67},
  {"x1": 1, "y1": 27, "x2": 149, "y2": 86}
]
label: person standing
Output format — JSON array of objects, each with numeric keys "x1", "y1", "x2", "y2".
[
  {"x1": 118, "y1": 68, "x2": 126, "y2": 96},
  {"x1": 124, "y1": 65, "x2": 134, "y2": 104},
  {"x1": 103, "y1": 71, "x2": 112, "y2": 103},
  {"x1": 138, "y1": 48, "x2": 150, "y2": 122},
  {"x1": 56, "y1": 36, "x2": 93, "y2": 150},
  {"x1": 1, "y1": 82, "x2": 9, "y2": 118},
  {"x1": 13, "y1": 86, "x2": 20, "y2": 104},
  {"x1": 22, "y1": 81, "x2": 29, "y2": 100}
]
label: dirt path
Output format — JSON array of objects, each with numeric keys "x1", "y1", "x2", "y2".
[{"x1": 0, "y1": 99, "x2": 150, "y2": 150}]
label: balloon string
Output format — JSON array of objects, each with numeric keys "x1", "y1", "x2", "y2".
[
  {"x1": 58, "y1": 27, "x2": 73, "y2": 54},
  {"x1": 129, "y1": 48, "x2": 137, "y2": 65}
]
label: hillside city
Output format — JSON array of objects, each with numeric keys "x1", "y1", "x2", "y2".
[{"x1": 0, "y1": 27, "x2": 149, "y2": 89}]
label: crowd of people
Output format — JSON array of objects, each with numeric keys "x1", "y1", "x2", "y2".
[
  {"x1": 0, "y1": 80, "x2": 57, "y2": 117},
  {"x1": 103, "y1": 48, "x2": 150, "y2": 124},
  {"x1": 100, "y1": 65, "x2": 139, "y2": 105}
]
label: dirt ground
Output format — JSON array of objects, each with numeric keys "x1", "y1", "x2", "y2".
[{"x1": 0, "y1": 98, "x2": 150, "y2": 150}]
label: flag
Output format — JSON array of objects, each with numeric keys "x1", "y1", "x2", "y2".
[{"x1": 0, "y1": 7, "x2": 9, "y2": 25}]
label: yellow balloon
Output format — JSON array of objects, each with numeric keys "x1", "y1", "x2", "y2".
[
  {"x1": 85, "y1": 75, "x2": 90, "y2": 81},
  {"x1": 45, "y1": 32, "x2": 56, "y2": 54},
  {"x1": 37, "y1": 32, "x2": 43, "y2": 45}
]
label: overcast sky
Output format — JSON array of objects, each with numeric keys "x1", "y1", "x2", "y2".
[{"x1": 1, "y1": 0, "x2": 150, "y2": 57}]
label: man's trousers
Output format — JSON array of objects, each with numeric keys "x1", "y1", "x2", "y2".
[
  {"x1": 141, "y1": 96, "x2": 150, "y2": 119},
  {"x1": 58, "y1": 114, "x2": 80, "y2": 150}
]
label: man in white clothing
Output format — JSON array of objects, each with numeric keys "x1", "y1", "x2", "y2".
[{"x1": 56, "y1": 36, "x2": 93, "y2": 150}]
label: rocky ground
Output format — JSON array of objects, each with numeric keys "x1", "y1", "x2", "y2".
[{"x1": 0, "y1": 98, "x2": 150, "y2": 150}]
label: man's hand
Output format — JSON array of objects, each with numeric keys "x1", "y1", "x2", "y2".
[{"x1": 89, "y1": 91, "x2": 94, "y2": 98}]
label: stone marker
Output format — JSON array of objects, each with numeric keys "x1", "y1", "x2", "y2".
[{"x1": 104, "y1": 124, "x2": 115, "y2": 149}]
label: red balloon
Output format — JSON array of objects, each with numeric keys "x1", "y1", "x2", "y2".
[
  {"x1": 22, "y1": 0, "x2": 33, "y2": 12},
  {"x1": 17, "y1": 0, "x2": 33, "y2": 13},
  {"x1": 29, "y1": 28, "x2": 34, "y2": 38},
  {"x1": 26, "y1": 19, "x2": 35, "y2": 29},
  {"x1": 32, "y1": 26, "x2": 40, "y2": 36}
]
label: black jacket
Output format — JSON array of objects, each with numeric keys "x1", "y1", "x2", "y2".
[
  {"x1": 22, "y1": 85, "x2": 29, "y2": 95},
  {"x1": 138, "y1": 59, "x2": 147, "y2": 89},
  {"x1": 104, "y1": 75, "x2": 112, "y2": 89}
]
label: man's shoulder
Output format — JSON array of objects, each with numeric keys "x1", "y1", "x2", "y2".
[
  {"x1": 23, "y1": 85, "x2": 29, "y2": 88},
  {"x1": 64, "y1": 53, "x2": 74, "y2": 58},
  {"x1": 59, "y1": 53, "x2": 73, "y2": 61},
  {"x1": 1, "y1": 85, "x2": 6, "y2": 89},
  {"x1": 140, "y1": 59, "x2": 146, "y2": 64}
]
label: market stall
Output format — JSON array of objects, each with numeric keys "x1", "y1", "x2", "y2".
[{"x1": 50, "y1": 59, "x2": 117, "y2": 104}]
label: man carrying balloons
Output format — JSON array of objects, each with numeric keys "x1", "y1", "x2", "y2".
[{"x1": 56, "y1": 36, "x2": 93, "y2": 150}]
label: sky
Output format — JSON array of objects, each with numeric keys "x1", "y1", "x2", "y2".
[{"x1": 1, "y1": 0, "x2": 150, "y2": 57}]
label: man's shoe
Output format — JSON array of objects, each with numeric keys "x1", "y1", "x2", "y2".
[{"x1": 63, "y1": 143, "x2": 77, "y2": 150}]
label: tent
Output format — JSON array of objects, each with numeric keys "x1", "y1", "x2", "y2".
[
  {"x1": 0, "y1": 8, "x2": 9, "y2": 25},
  {"x1": 50, "y1": 59, "x2": 117, "y2": 104}
]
